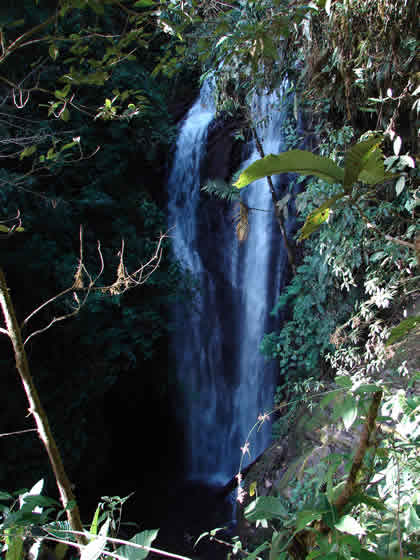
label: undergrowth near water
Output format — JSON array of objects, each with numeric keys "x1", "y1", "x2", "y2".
[
  {"x1": 0, "y1": 482, "x2": 194, "y2": 560},
  {"x1": 197, "y1": 359, "x2": 419, "y2": 559},
  {"x1": 194, "y1": 1, "x2": 418, "y2": 555}
]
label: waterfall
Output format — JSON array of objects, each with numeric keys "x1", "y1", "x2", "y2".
[{"x1": 168, "y1": 80, "x2": 292, "y2": 485}]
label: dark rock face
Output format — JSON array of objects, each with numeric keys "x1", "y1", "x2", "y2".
[{"x1": 204, "y1": 114, "x2": 245, "y2": 182}]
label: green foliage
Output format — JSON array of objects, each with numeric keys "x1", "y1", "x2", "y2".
[
  {"x1": 152, "y1": 1, "x2": 420, "y2": 559},
  {"x1": 154, "y1": 0, "x2": 318, "y2": 97},
  {"x1": 234, "y1": 135, "x2": 398, "y2": 241},
  {"x1": 261, "y1": 109, "x2": 417, "y2": 395},
  {"x1": 386, "y1": 316, "x2": 420, "y2": 346},
  {"x1": 0, "y1": 482, "x2": 159, "y2": 560},
  {"x1": 234, "y1": 150, "x2": 345, "y2": 189},
  {"x1": 0, "y1": 0, "x2": 183, "y2": 494},
  {"x1": 117, "y1": 529, "x2": 158, "y2": 560},
  {"x1": 236, "y1": 379, "x2": 420, "y2": 559},
  {"x1": 201, "y1": 179, "x2": 240, "y2": 202},
  {"x1": 0, "y1": 480, "x2": 59, "y2": 559}
]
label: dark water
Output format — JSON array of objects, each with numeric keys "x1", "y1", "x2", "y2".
[{"x1": 147, "y1": 482, "x2": 233, "y2": 560}]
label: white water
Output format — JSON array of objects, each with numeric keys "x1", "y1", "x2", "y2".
[{"x1": 168, "y1": 81, "x2": 292, "y2": 484}]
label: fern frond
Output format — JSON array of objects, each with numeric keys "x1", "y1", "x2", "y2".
[{"x1": 202, "y1": 179, "x2": 240, "y2": 202}]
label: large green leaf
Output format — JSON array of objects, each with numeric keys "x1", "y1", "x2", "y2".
[
  {"x1": 81, "y1": 519, "x2": 110, "y2": 560},
  {"x1": 335, "y1": 395, "x2": 358, "y2": 431},
  {"x1": 117, "y1": 529, "x2": 158, "y2": 560},
  {"x1": 234, "y1": 150, "x2": 344, "y2": 189},
  {"x1": 358, "y1": 148, "x2": 395, "y2": 185},
  {"x1": 295, "y1": 509, "x2": 325, "y2": 531},
  {"x1": 343, "y1": 136, "x2": 390, "y2": 187},
  {"x1": 298, "y1": 193, "x2": 345, "y2": 241},
  {"x1": 245, "y1": 496, "x2": 289, "y2": 522}
]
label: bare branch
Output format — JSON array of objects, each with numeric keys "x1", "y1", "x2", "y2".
[
  {"x1": 24, "y1": 311, "x2": 76, "y2": 347},
  {"x1": 21, "y1": 230, "x2": 166, "y2": 341},
  {"x1": 22, "y1": 286, "x2": 74, "y2": 331},
  {"x1": 109, "y1": 47, "x2": 138, "y2": 66},
  {"x1": 13, "y1": 88, "x2": 30, "y2": 109},
  {"x1": 0, "y1": 14, "x2": 57, "y2": 64},
  {"x1": 0, "y1": 428, "x2": 37, "y2": 438},
  {"x1": 102, "y1": 231, "x2": 166, "y2": 295}
]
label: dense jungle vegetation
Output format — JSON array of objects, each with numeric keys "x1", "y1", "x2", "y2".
[{"x1": 0, "y1": 1, "x2": 418, "y2": 560}]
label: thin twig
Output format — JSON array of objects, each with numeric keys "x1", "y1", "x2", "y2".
[
  {"x1": 0, "y1": 428, "x2": 37, "y2": 438},
  {"x1": 352, "y1": 199, "x2": 415, "y2": 251},
  {"x1": 22, "y1": 232, "x2": 165, "y2": 341},
  {"x1": 22, "y1": 287, "x2": 74, "y2": 330},
  {"x1": 44, "y1": 530, "x2": 194, "y2": 560}
]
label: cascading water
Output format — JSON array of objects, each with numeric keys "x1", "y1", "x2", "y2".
[{"x1": 168, "y1": 80, "x2": 293, "y2": 485}]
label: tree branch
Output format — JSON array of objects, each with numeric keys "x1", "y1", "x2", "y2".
[
  {"x1": 286, "y1": 390, "x2": 383, "y2": 559},
  {"x1": 352, "y1": 199, "x2": 415, "y2": 251},
  {"x1": 0, "y1": 14, "x2": 57, "y2": 64},
  {"x1": 251, "y1": 127, "x2": 296, "y2": 274},
  {"x1": 334, "y1": 390, "x2": 383, "y2": 513}
]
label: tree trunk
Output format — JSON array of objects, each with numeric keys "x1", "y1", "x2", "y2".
[{"x1": 0, "y1": 268, "x2": 87, "y2": 545}]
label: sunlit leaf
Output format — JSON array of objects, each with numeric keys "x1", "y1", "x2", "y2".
[
  {"x1": 334, "y1": 515, "x2": 366, "y2": 535},
  {"x1": 61, "y1": 108, "x2": 70, "y2": 122},
  {"x1": 295, "y1": 509, "x2": 325, "y2": 531},
  {"x1": 335, "y1": 376, "x2": 352, "y2": 389},
  {"x1": 5, "y1": 527, "x2": 24, "y2": 560},
  {"x1": 117, "y1": 529, "x2": 158, "y2": 560},
  {"x1": 393, "y1": 136, "x2": 402, "y2": 155},
  {"x1": 234, "y1": 150, "x2": 344, "y2": 189},
  {"x1": 343, "y1": 136, "x2": 384, "y2": 188},
  {"x1": 89, "y1": 506, "x2": 101, "y2": 536},
  {"x1": 335, "y1": 395, "x2": 358, "y2": 430},
  {"x1": 354, "y1": 384, "x2": 381, "y2": 394},
  {"x1": 80, "y1": 519, "x2": 109, "y2": 560},
  {"x1": 134, "y1": 0, "x2": 155, "y2": 7},
  {"x1": 386, "y1": 316, "x2": 419, "y2": 345},
  {"x1": 298, "y1": 193, "x2": 344, "y2": 241},
  {"x1": 245, "y1": 496, "x2": 289, "y2": 522},
  {"x1": 19, "y1": 145, "x2": 37, "y2": 160},
  {"x1": 405, "y1": 505, "x2": 420, "y2": 533},
  {"x1": 395, "y1": 175, "x2": 406, "y2": 195}
]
